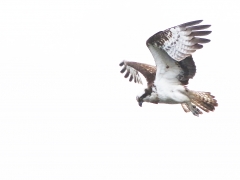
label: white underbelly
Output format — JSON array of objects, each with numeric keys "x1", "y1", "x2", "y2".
[{"x1": 156, "y1": 85, "x2": 190, "y2": 104}]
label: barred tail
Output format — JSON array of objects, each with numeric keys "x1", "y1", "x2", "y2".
[{"x1": 190, "y1": 91, "x2": 218, "y2": 112}]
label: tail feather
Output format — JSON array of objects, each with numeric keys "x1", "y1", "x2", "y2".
[
  {"x1": 191, "y1": 99, "x2": 215, "y2": 112},
  {"x1": 190, "y1": 91, "x2": 218, "y2": 113}
]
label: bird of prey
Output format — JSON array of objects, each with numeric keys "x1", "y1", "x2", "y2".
[{"x1": 119, "y1": 20, "x2": 217, "y2": 116}]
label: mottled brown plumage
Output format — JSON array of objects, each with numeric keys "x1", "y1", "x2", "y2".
[
  {"x1": 189, "y1": 90, "x2": 218, "y2": 113},
  {"x1": 120, "y1": 61, "x2": 156, "y2": 87}
]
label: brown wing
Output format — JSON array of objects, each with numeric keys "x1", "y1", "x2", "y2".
[
  {"x1": 146, "y1": 20, "x2": 211, "y2": 61},
  {"x1": 119, "y1": 61, "x2": 156, "y2": 87}
]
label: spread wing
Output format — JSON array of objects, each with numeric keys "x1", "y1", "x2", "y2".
[
  {"x1": 119, "y1": 61, "x2": 156, "y2": 87},
  {"x1": 146, "y1": 20, "x2": 211, "y2": 61},
  {"x1": 119, "y1": 57, "x2": 196, "y2": 85},
  {"x1": 146, "y1": 20, "x2": 210, "y2": 85}
]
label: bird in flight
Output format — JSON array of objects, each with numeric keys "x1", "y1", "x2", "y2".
[{"x1": 119, "y1": 20, "x2": 217, "y2": 116}]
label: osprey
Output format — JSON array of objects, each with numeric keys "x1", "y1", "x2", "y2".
[{"x1": 119, "y1": 20, "x2": 218, "y2": 116}]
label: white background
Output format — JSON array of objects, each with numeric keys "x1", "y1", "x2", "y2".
[{"x1": 0, "y1": 0, "x2": 240, "y2": 179}]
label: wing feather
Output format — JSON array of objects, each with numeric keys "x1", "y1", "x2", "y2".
[
  {"x1": 146, "y1": 20, "x2": 211, "y2": 61},
  {"x1": 186, "y1": 25, "x2": 211, "y2": 31},
  {"x1": 119, "y1": 61, "x2": 156, "y2": 86},
  {"x1": 178, "y1": 20, "x2": 203, "y2": 27}
]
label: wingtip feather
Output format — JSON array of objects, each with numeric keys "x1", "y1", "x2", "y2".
[
  {"x1": 119, "y1": 61, "x2": 125, "y2": 66},
  {"x1": 190, "y1": 31, "x2": 212, "y2": 36},
  {"x1": 179, "y1": 20, "x2": 203, "y2": 27},
  {"x1": 120, "y1": 66, "x2": 126, "y2": 73},
  {"x1": 187, "y1": 25, "x2": 211, "y2": 31},
  {"x1": 124, "y1": 70, "x2": 130, "y2": 78}
]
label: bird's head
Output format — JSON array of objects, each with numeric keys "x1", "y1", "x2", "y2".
[{"x1": 136, "y1": 88, "x2": 152, "y2": 107}]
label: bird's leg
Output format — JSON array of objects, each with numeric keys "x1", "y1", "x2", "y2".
[{"x1": 186, "y1": 102, "x2": 202, "y2": 117}]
